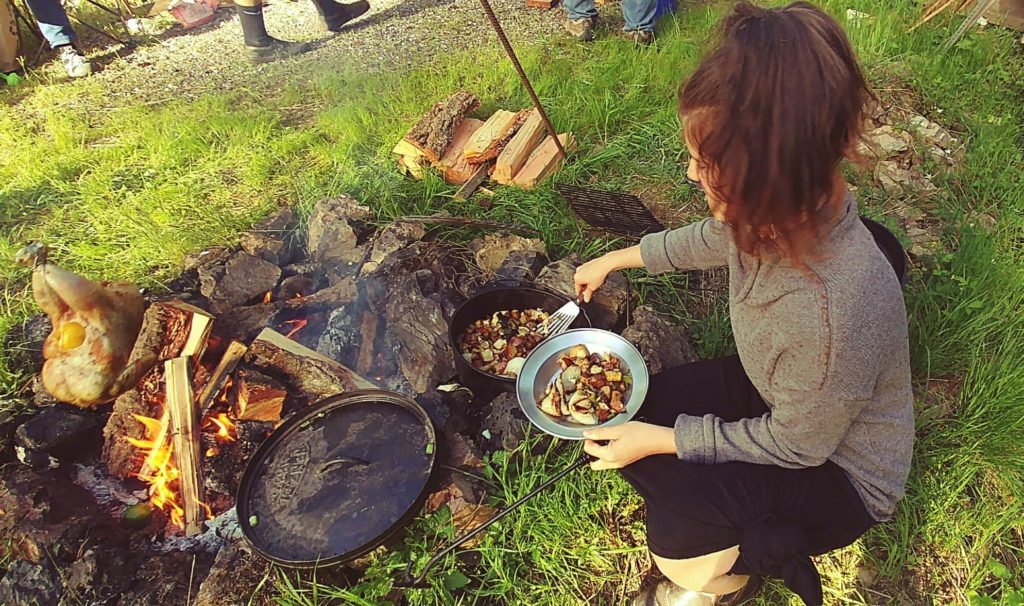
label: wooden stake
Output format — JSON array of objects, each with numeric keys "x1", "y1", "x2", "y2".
[
  {"x1": 165, "y1": 356, "x2": 205, "y2": 537},
  {"x1": 197, "y1": 340, "x2": 248, "y2": 416}
]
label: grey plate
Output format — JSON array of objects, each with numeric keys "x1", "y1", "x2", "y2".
[{"x1": 515, "y1": 329, "x2": 649, "y2": 440}]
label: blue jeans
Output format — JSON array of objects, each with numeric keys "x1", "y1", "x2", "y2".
[
  {"x1": 24, "y1": 0, "x2": 77, "y2": 49},
  {"x1": 564, "y1": 0, "x2": 656, "y2": 33}
]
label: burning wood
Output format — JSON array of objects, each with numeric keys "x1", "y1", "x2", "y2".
[
  {"x1": 165, "y1": 357, "x2": 207, "y2": 536},
  {"x1": 233, "y1": 369, "x2": 286, "y2": 424},
  {"x1": 262, "y1": 291, "x2": 272, "y2": 305},
  {"x1": 125, "y1": 411, "x2": 184, "y2": 527},
  {"x1": 197, "y1": 340, "x2": 247, "y2": 416},
  {"x1": 282, "y1": 319, "x2": 308, "y2": 340},
  {"x1": 246, "y1": 328, "x2": 377, "y2": 399}
]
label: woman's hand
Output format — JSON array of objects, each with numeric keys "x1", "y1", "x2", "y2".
[
  {"x1": 574, "y1": 246, "x2": 646, "y2": 303},
  {"x1": 583, "y1": 421, "x2": 676, "y2": 470},
  {"x1": 574, "y1": 257, "x2": 613, "y2": 303}
]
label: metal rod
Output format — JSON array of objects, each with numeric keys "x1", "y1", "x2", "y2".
[
  {"x1": 395, "y1": 454, "x2": 591, "y2": 588},
  {"x1": 477, "y1": 0, "x2": 568, "y2": 160}
]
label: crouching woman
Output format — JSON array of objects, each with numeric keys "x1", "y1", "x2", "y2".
[{"x1": 573, "y1": 3, "x2": 915, "y2": 605}]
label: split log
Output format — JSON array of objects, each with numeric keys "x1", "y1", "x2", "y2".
[
  {"x1": 246, "y1": 328, "x2": 377, "y2": 399},
  {"x1": 233, "y1": 368, "x2": 287, "y2": 423},
  {"x1": 455, "y1": 163, "x2": 493, "y2": 201},
  {"x1": 512, "y1": 133, "x2": 577, "y2": 189},
  {"x1": 494, "y1": 109, "x2": 546, "y2": 184},
  {"x1": 404, "y1": 91, "x2": 480, "y2": 164},
  {"x1": 197, "y1": 340, "x2": 247, "y2": 416},
  {"x1": 398, "y1": 155, "x2": 426, "y2": 180},
  {"x1": 463, "y1": 110, "x2": 526, "y2": 163},
  {"x1": 527, "y1": 0, "x2": 555, "y2": 7},
  {"x1": 439, "y1": 118, "x2": 485, "y2": 185},
  {"x1": 165, "y1": 356, "x2": 205, "y2": 536},
  {"x1": 102, "y1": 301, "x2": 214, "y2": 479}
]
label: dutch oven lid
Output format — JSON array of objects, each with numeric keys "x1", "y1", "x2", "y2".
[{"x1": 237, "y1": 390, "x2": 436, "y2": 567}]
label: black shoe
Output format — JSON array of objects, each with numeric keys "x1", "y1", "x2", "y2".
[
  {"x1": 245, "y1": 37, "x2": 314, "y2": 64},
  {"x1": 322, "y1": 0, "x2": 370, "y2": 32}
]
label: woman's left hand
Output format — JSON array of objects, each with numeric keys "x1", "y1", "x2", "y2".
[{"x1": 583, "y1": 421, "x2": 676, "y2": 470}]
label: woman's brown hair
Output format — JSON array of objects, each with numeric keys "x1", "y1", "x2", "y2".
[{"x1": 679, "y1": 1, "x2": 871, "y2": 261}]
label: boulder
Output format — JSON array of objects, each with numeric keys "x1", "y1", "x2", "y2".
[
  {"x1": 536, "y1": 255, "x2": 631, "y2": 330},
  {"x1": 621, "y1": 306, "x2": 699, "y2": 375},
  {"x1": 199, "y1": 252, "x2": 282, "y2": 313},
  {"x1": 361, "y1": 222, "x2": 426, "y2": 275},
  {"x1": 469, "y1": 233, "x2": 546, "y2": 273},
  {"x1": 306, "y1": 195, "x2": 372, "y2": 270},
  {"x1": 495, "y1": 250, "x2": 550, "y2": 284},
  {"x1": 194, "y1": 542, "x2": 271, "y2": 606},
  {"x1": 14, "y1": 405, "x2": 101, "y2": 468},
  {"x1": 239, "y1": 206, "x2": 298, "y2": 266}
]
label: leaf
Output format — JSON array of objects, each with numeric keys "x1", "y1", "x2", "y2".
[
  {"x1": 987, "y1": 558, "x2": 1011, "y2": 580},
  {"x1": 444, "y1": 571, "x2": 471, "y2": 590},
  {"x1": 967, "y1": 300, "x2": 985, "y2": 310}
]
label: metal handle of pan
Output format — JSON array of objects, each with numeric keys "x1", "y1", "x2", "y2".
[{"x1": 394, "y1": 453, "x2": 593, "y2": 589}]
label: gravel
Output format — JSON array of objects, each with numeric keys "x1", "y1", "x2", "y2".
[{"x1": 40, "y1": 0, "x2": 574, "y2": 105}]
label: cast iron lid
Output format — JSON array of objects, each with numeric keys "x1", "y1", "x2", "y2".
[{"x1": 237, "y1": 390, "x2": 436, "y2": 567}]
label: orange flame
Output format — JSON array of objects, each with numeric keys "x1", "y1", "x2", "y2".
[
  {"x1": 262, "y1": 291, "x2": 273, "y2": 304},
  {"x1": 208, "y1": 413, "x2": 236, "y2": 442},
  {"x1": 127, "y1": 412, "x2": 186, "y2": 529},
  {"x1": 283, "y1": 318, "x2": 308, "y2": 339}
]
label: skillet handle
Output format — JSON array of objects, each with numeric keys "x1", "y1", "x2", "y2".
[{"x1": 394, "y1": 454, "x2": 592, "y2": 589}]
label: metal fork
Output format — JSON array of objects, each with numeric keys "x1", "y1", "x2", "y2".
[{"x1": 543, "y1": 300, "x2": 580, "y2": 337}]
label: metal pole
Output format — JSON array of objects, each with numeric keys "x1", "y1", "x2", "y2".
[{"x1": 477, "y1": 0, "x2": 568, "y2": 160}]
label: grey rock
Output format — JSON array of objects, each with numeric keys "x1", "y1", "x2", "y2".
[
  {"x1": 240, "y1": 206, "x2": 298, "y2": 266},
  {"x1": 480, "y1": 393, "x2": 528, "y2": 452},
  {"x1": 199, "y1": 252, "x2": 282, "y2": 313},
  {"x1": 65, "y1": 549, "x2": 99, "y2": 596},
  {"x1": 277, "y1": 273, "x2": 315, "y2": 299},
  {"x1": 495, "y1": 250, "x2": 549, "y2": 284},
  {"x1": 861, "y1": 125, "x2": 910, "y2": 158},
  {"x1": 0, "y1": 560, "x2": 63, "y2": 606},
  {"x1": 874, "y1": 160, "x2": 915, "y2": 194},
  {"x1": 182, "y1": 247, "x2": 230, "y2": 272},
  {"x1": 469, "y1": 233, "x2": 546, "y2": 273},
  {"x1": 194, "y1": 541, "x2": 270, "y2": 606},
  {"x1": 14, "y1": 405, "x2": 101, "y2": 467},
  {"x1": 385, "y1": 277, "x2": 455, "y2": 394},
  {"x1": 536, "y1": 255, "x2": 631, "y2": 330},
  {"x1": 621, "y1": 306, "x2": 699, "y2": 375},
  {"x1": 307, "y1": 195, "x2": 371, "y2": 270},
  {"x1": 908, "y1": 115, "x2": 954, "y2": 149},
  {"x1": 361, "y1": 222, "x2": 426, "y2": 275}
]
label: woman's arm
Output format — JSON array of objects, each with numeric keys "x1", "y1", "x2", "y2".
[{"x1": 575, "y1": 246, "x2": 644, "y2": 302}]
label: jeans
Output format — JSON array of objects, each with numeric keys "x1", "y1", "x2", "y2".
[
  {"x1": 563, "y1": 0, "x2": 656, "y2": 33},
  {"x1": 24, "y1": 0, "x2": 77, "y2": 49}
]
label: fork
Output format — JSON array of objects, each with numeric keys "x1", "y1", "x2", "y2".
[{"x1": 543, "y1": 300, "x2": 581, "y2": 337}]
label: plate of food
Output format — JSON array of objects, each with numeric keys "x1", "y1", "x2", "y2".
[{"x1": 515, "y1": 328, "x2": 649, "y2": 440}]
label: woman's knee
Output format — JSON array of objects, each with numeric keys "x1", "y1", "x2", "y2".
[{"x1": 651, "y1": 547, "x2": 741, "y2": 592}]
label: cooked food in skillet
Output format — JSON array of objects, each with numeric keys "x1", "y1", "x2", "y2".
[
  {"x1": 458, "y1": 309, "x2": 551, "y2": 377},
  {"x1": 538, "y1": 344, "x2": 632, "y2": 425}
]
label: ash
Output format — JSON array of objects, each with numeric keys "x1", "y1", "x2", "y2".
[
  {"x1": 73, "y1": 463, "x2": 145, "y2": 508},
  {"x1": 155, "y1": 507, "x2": 242, "y2": 554}
]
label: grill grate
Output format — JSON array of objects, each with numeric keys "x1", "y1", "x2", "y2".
[{"x1": 556, "y1": 184, "x2": 666, "y2": 238}]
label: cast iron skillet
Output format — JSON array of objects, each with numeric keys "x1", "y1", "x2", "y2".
[{"x1": 236, "y1": 390, "x2": 437, "y2": 568}]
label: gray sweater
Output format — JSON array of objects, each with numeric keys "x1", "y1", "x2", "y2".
[{"x1": 639, "y1": 197, "x2": 914, "y2": 521}]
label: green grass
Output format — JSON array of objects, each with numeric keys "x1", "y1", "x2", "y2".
[{"x1": 2, "y1": 0, "x2": 1023, "y2": 603}]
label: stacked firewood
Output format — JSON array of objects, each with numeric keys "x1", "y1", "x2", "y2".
[{"x1": 393, "y1": 91, "x2": 576, "y2": 191}]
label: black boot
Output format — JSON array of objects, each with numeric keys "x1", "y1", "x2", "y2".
[
  {"x1": 235, "y1": 3, "x2": 313, "y2": 64},
  {"x1": 309, "y1": 0, "x2": 369, "y2": 32}
]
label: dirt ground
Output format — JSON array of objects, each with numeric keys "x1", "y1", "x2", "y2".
[{"x1": 21, "y1": 0, "x2": 571, "y2": 104}]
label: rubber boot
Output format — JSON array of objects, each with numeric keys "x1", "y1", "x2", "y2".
[
  {"x1": 308, "y1": 0, "x2": 370, "y2": 32},
  {"x1": 236, "y1": 2, "x2": 313, "y2": 64}
]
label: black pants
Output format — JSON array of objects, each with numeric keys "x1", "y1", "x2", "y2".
[{"x1": 619, "y1": 356, "x2": 875, "y2": 604}]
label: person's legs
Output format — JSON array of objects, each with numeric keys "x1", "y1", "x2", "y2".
[
  {"x1": 307, "y1": 0, "x2": 369, "y2": 32},
  {"x1": 653, "y1": 548, "x2": 747, "y2": 595},
  {"x1": 621, "y1": 0, "x2": 656, "y2": 35},
  {"x1": 563, "y1": 0, "x2": 598, "y2": 41},
  {"x1": 24, "y1": 0, "x2": 76, "y2": 49},
  {"x1": 234, "y1": 0, "x2": 313, "y2": 64}
]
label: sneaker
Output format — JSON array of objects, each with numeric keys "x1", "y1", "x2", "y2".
[
  {"x1": 624, "y1": 29, "x2": 655, "y2": 46},
  {"x1": 245, "y1": 37, "x2": 314, "y2": 64},
  {"x1": 715, "y1": 576, "x2": 763, "y2": 606},
  {"x1": 323, "y1": 0, "x2": 370, "y2": 32},
  {"x1": 630, "y1": 580, "x2": 715, "y2": 606},
  {"x1": 564, "y1": 16, "x2": 596, "y2": 42},
  {"x1": 58, "y1": 46, "x2": 92, "y2": 78}
]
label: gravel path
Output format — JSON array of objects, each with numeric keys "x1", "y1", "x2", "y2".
[{"x1": 26, "y1": 0, "x2": 575, "y2": 105}]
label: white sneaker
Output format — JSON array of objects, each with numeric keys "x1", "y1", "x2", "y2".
[{"x1": 58, "y1": 46, "x2": 93, "y2": 78}]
